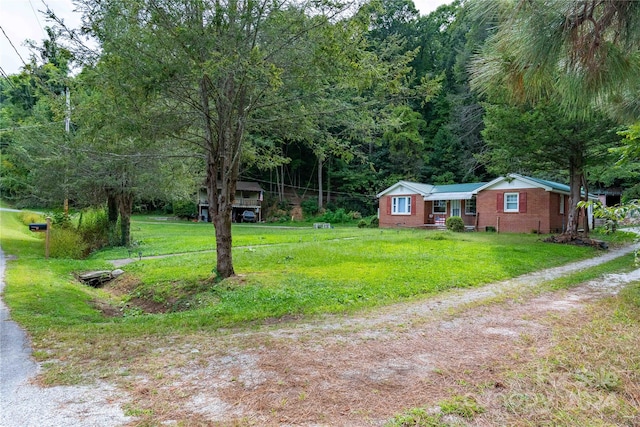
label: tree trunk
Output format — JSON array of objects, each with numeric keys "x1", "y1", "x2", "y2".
[
  {"x1": 106, "y1": 190, "x2": 119, "y2": 245},
  {"x1": 201, "y1": 72, "x2": 245, "y2": 279},
  {"x1": 581, "y1": 172, "x2": 590, "y2": 235},
  {"x1": 564, "y1": 157, "x2": 583, "y2": 238},
  {"x1": 206, "y1": 146, "x2": 238, "y2": 279},
  {"x1": 318, "y1": 156, "x2": 323, "y2": 209},
  {"x1": 118, "y1": 192, "x2": 133, "y2": 247},
  {"x1": 327, "y1": 156, "x2": 331, "y2": 204}
]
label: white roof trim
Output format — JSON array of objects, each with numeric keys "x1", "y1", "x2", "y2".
[
  {"x1": 376, "y1": 180, "x2": 434, "y2": 198},
  {"x1": 475, "y1": 174, "x2": 554, "y2": 192},
  {"x1": 424, "y1": 192, "x2": 476, "y2": 201}
]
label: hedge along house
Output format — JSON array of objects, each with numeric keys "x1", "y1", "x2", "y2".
[
  {"x1": 376, "y1": 181, "x2": 485, "y2": 229},
  {"x1": 198, "y1": 181, "x2": 264, "y2": 223},
  {"x1": 377, "y1": 174, "x2": 596, "y2": 233}
]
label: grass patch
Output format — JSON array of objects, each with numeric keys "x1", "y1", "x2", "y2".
[
  {"x1": 2, "y1": 210, "x2": 628, "y2": 334},
  {"x1": 110, "y1": 230, "x2": 599, "y2": 326},
  {"x1": 541, "y1": 253, "x2": 637, "y2": 291},
  {"x1": 489, "y1": 281, "x2": 640, "y2": 425},
  {"x1": 2, "y1": 209, "x2": 638, "y2": 388},
  {"x1": 385, "y1": 395, "x2": 485, "y2": 426}
]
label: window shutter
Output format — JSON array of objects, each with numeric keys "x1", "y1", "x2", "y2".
[
  {"x1": 519, "y1": 192, "x2": 527, "y2": 213},
  {"x1": 386, "y1": 197, "x2": 391, "y2": 215},
  {"x1": 497, "y1": 193, "x2": 504, "y2": 213},
  {"x1": 411, "y1": 195, "x2": 417, "y2": 215}
]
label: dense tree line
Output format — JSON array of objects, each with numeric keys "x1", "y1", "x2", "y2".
[{"x1": 1, "y1": 0, "x2": 639, "y2": 275}]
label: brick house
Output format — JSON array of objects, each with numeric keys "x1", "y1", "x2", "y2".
[
  {"x1": 377, "y1": 174, "x2": 595, "y2": 233},
  {"x1": 376, "y1": 181, "x2": 485, "y2": 229}
]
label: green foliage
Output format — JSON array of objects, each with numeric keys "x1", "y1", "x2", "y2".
[
  {"x1": 49, "y1": 227, "x2": 88, "y2": 259},
  {"x1": 579, "y1": 200, "x2": 640, "y2": 234},
  {"x1": 319, "y1": 208, "x2": 351, "y2": 224},
  {"x1": 49, "y1": 210, "x2": 72, "y2": 229},
  {"x1": 385, "y1": 407, "x2": 445, "y2": 427},
  {"x1": 18, "y1": 211, "x2": 45, "y2": 225},
  {"x1": 171, "y1": 200, "x2": 197, "y2": 219},
  {"x1": 357, "y1": 219, "x2": 368, "y2": 228},
  {"x1": 445, "y1": 216, "x2": 465, "y2": 232},
  {"x1": 574, "y1": 368, "x2": 621, "y2": 392},
  {"x1": 439, "y1": 395, "x2": 485, "y2": 419},
  {"x1": 301, "y1": 199, "x2": 320, "y2": 217},
  {"x1": 613, "y1": 122, "x2": 640, "y2": 164},
  {"x1": 77, "y1": 208, "x2": 111, "y2": 252}
]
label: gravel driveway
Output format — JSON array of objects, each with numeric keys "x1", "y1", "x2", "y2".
[{"x1": 0, "y1": 248, "x2": 131, "y2": 427}]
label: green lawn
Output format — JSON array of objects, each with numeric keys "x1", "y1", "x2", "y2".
[
  {"x1": 1, "y1": 210, "x2": 632, "y2": 337},
  {"x1": 90, "y1": 216, "x2": 368, "y2": 259}
]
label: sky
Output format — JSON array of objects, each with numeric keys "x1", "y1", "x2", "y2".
[{"x1": 0, "y1": 0, "x2": 453, "y2": 77}]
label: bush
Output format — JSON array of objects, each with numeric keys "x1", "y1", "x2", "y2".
[
  {"x1": 445, "y1": 216, "x2": 465, "y2": 232},
  {"x1": 301, "y1": 199, "x2": 320, "y2": 217},
  {"x1": 357, "y1": 219, "x2": 367, "y2": 228},
  {"x1": 369, "y1": 217, "x2": 379, "y2": 228},
  {"x1": 18, "y1": 211, "x2": 44, "y2": 226},
  {"x1": 172, "y1": 200, "x2": 197, "y2": 219},
  {"x1": 77, "y1": 208, "x2": 111, "y2": 251},
  {"x1": 49, "y1": 210, "x2": 72, "y2": 228},
  {"x1": 267, "y1": 209, "x2": 289, "y2": 223},
  {"x1": 319, "y1": 208, "x2": 351, "y2": 224},
  {"x1": 49, "y1": 227, "x2": 87, "y2": 259}
]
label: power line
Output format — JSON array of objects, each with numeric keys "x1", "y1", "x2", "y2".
[
  {"x1": 0, "y1": 25, "x2": 28, "y2": 68},
  {"x1": 241, "y1": 175, "x2": 377, "y2": 199},
  {"x1": 0, "y1": 66, "x2": 17, "y2": 89},
  {"x1": 29, "y1": 0, "x2": 47, "y2": 39}
]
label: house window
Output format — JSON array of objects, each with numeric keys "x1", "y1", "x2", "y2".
[
  {"x1": 433, "y1": 200, "x2": 447, "y2": 214},
  {"x1": 465, "y1": 198, "x2": 477, "y2": 215},
  {"x1": 504, "y1": 193, "x2": 519, "y2": 212},
  {"x1": 559, "y1": 194, "x2": 565, "y2": 214},
  {"x1": 392, "y1": 196, "x2": 411, "y2": 214}
]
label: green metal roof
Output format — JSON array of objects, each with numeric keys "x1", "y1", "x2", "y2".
[
  {"x1": 432, "y1": 182, "x2": 486, "y2": 193},
  {"x1": 521, "y1": 176, "x2": 570, "y2": 193}
]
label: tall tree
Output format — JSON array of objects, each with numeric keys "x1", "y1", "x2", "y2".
[
  {"x1": 470, "y1": 0, "x2": 640, "y2": 117},
  {"x1": 480, "y1": 101, "x2": 620, "y2": 235},
  {"x1": 470, "y1": 0, "x2": 640, "y2": 237},
  {"x1": 73, "y1": 0, "x2": 404, "y2": 278}
]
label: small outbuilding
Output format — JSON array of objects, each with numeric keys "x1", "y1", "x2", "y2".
[{"x1": 198, "y1": 181, "x2": 264, "y2": 223}]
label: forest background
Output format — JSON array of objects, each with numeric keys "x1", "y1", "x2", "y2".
[{"x1": 1, "y1": 0, "x2": 639, "y2": 260}]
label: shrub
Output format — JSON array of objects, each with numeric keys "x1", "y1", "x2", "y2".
[
  {"x1": 267, "y1": 209, "x2": 289, "y2": 223},
  {"x1": 49, "y1": 210, "x2": 72, "y2": 228},
  {"x1": 18, "y1": 211, "x2": 44, "y2": 226},
  {"x1": 319, "y1": 208, "x2": 351, "y2": 224},
  {"x1": 172, "y1": 200, "x2": 197, "y2": 219},
  {"x1": 369, "y1": 217, "x2": 379, "y2": 228},
  {"x1": 357, "y1": 219, "x2": 367, "y2": 228},
  {"x1": 301, "y1": 199, "x2": 320, "y2": 217},
  {"x1": 348, "y1": 211, "x2": 362, "y2": 220},
  {"x1": 77, "y1": 208, "x2": 111, "y2": 252},
  {"x1": 445, "y1": 216, "x2": 465, "y2": 232},
  {"x1": 49, "y1": 227, "x2": 88, "y2": 259}
]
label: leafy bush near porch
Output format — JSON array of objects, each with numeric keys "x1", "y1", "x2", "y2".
[{"x1": 446, "y1": 216, "x2": 465, "y2": 232}]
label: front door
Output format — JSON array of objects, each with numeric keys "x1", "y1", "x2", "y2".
[{"x1": 451, "y1": 200, "x2": 461, "y2": 217}]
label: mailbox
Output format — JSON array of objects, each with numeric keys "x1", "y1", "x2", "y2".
[{"x1": 29, "y1": 223, "x2": 48, "y2": 232}]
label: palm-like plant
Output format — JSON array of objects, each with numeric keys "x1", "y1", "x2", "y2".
[
  {"x1": 470, "y1": 0, "x2": 640, "y2": 118},
  {"x1": 469, "y1": 0, "x2": 640, "y2": 238}
]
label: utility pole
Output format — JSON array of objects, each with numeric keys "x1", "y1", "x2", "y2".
[{"x1": 64, "y1": 87, "x2": 70, "y2": 216}]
